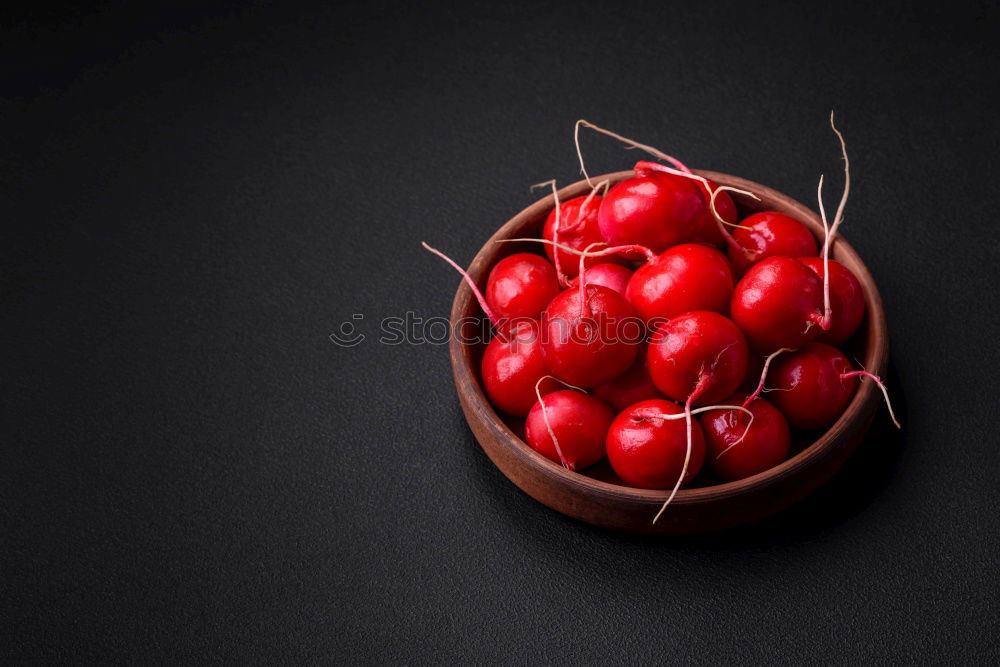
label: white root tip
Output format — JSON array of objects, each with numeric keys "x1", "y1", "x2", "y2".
[
  {"x1": 844, "y1": 370, "x2": 901, "y2": 430},
  {"x1": 652, "y1": 381, "x2": 707, "y2": 524},
  {"x1": 535, "y1": 376, "x2": 569, "y2": 469},
  {"x1": 744, "y1": 348, "x2": 793, "y2": 408},
  {"x1": 422, "y1": 241, "x2": 498, "y2": 328},
  {"x1": 534, "y1": 376, "x2": 589, "y2": 470},
  {"x1": 576, "y1": 119, "x2": 693, "y2": 174},
  {"x1": 818, "y1": 112, "x2": 851, "y2": 331}
]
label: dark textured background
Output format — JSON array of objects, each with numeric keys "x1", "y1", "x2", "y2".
[{"x1": 4, "y1": 1, "x2": 999, "y2": 662}]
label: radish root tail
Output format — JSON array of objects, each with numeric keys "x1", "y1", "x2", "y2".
[
  {"x1": 635, "y1": 404, "x2": 755, "y2": 462},
  {"x1": 743, "y1": 348, "x2": 793, "y2": 408},
  {"x1": 422, "y1": 241, "x2": 499, "y2": 330},
  {"x1": 709, "y1": 185, "x2": 754, "y2": 257},
  {"x1": 534, "y1": 375, "x2": 588, "y2": 470},
  {"x1": 653, "y1": 377, "x2": 709, "y2": 524},
  {"x1": 841, "y1": 370, "x2": 901, "y2": 429},
  {"x1": 497, "y1": 238, "x2": 655, "y2": 264},
  {"x1": 575, "y1": 120, "x2": 694, "y2": 183},
  {"x1": 817, "y1": 111, "x2": 851, "y2": 331},
  {"x1": 539, "y1": 179, "x2": 571, "y2": 288}
]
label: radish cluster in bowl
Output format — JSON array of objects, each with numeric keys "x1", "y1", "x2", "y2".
[{"x1": 429, "y1": 119, "x2": 897, "y2": 533}]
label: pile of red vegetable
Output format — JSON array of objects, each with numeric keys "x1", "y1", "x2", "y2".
[{"x1": 426, "y1": 116, "x2": 898, "y2": 522}]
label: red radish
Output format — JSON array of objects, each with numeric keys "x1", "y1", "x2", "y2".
[
  {"x1": 541, "y1": 282, "x2": 640, "y2": 387},
  {"x1": 542, "y1": 189, "x2": 614, "y2": 281},
  {"x1": 481, "y1": 319, "x2": 559, "y2": 416},
  {"x1": 768, "y1": 342, "x2": 901, "y2": 430},
  {"x1": 571, "y1": 263, "x2": 632, "y2": 296},
  {"x1": 423, "y1": 242, "x2": 559, "y2": 416},
  {"x1": 525, "y1": 387, "x2": 614, "y2": 471},
  {"x1": 767, "y1": 343, "x2": 858, "y2": 430},
  {"x1": 691, "y1": 182, "x2": 737, "y2": 247},
  {"x1": 799, "y1": 257, "x2": 865, "y2": 345},
  {"x1": 646, "y1": 311, "x2": 749, "y2": 406},
  {"x1": 644, "y1": 310, "x2": 749, "y2": 520},
  {"x1": 592, "y1": 350, "x2": 664, "y2": 411},
  {"x1": 700, "y1": 391, "x2": 790, "y2": 481},
  {"x1": 606, "y1": 399, "x2": 706, "y2": 489},
  {"x1": 485, "y1": 252, "x2": 561, "y2": 324},
  {"x1": 597, "y1": 161, "x2": 706, "y2": 252},
  {"x1": 625, "y1": 243, "x2": 735, "y2": 325},
  {"x1": 727, "y1": 211, "x2": 818, "y2": 274},
  {"x1": 730, "y1": 256, "x2": 825, "y2": 353}
]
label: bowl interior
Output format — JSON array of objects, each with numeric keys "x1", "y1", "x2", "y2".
[{"x1": 449, "y1": 170, "x2": 888, "y2": 503}]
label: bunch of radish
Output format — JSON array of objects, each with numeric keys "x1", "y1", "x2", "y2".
[{"x1": 426, "y1": 115, "x2": 899, "y2": 523}]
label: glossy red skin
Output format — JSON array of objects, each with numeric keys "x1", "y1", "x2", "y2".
[
  {"x1": 573, "y1": 263, "x2": 632, "y2": 296},
  {"x1": 700, "y1": 392, "x2": 791, "y2": 482},
  {"x1": 541, "y1": 284, "x2": 640, "y2": 387},
  {"x1": 542, "y1": 195, "x2": 620, "y2": 278},
  {"x1": 768, "y1": 343, "x2": 859, "y2": 430},
  {"x1": 481, "y1": 319, "x2": 559, "y2": 416},
  {"x1": 730, "y1": 256, "x2": 824, "y2": 353},
  {"x1": 798, "y1": 257, "x2": 865, "y2": 345},
  {"x1": 591, "y1": 351, "x2": 665, "y2": 411},
  {"x1": 606, "y1": 399, "x2": 706, "y2": 489},
  {"x1": 691, "y1": 182, "x2": 738, "y2": 247},
  {"x1": 485, "y1": 253, "x2": 561, "y2": 323},
  {"x1": 728, "y1": 212, "x2": 819, "y2": 274},
  {"x1": 597, "y1": 163, "x2": 705, "y2": 253},
  {"x1": 525, "y1": 390, "x2": 615, "y2": 471},
  {"x1": 625, "y1": 243, "x2": 734, "y2": 325},
  {"x1": 647, "y1": 311, "x2": 749, "y2": 406}
]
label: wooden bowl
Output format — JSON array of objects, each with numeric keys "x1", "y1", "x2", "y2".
[{"x1": 448, "y1": 170, "x2": 889, "y2": 534}]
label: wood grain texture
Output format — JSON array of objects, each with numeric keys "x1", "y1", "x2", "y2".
[{"x1": 449, "y1": 170, "x2": 889, "y2": 534}]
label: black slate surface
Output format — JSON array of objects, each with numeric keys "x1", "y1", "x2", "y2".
[{"x1": 4, "y1": 1, "x2": 999, "y2": 663}]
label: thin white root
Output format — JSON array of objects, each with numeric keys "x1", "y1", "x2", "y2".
[
  {"x1": 842, "y1": 370, "x2": 901, "y2": 429},
  {"x1": 537, "y1": 179, "x2": 570, "y2": 287},
  {"x1": 635, "y1": 404, "x2": 754, "y2": 422},
  {"x1": 743, "y1": 348, "x2": 794, "y2": 408},
  {"x1": 828, "y1": 112, "x2": 851, "y2": 243},
  {"x1": 422, "y1": 241, "x2": 499, "y2": 328},
  {"x1": 575, "y1": 120, "x2": 694, "y2": 187},
  {"x1": 652, "y1": 380, "x2": 715, "y2": 524},
  {"x1": 653, "y1": 398, "x2": 695, "y2": 525},
  {"x1": 817, "y1": 173, "x2": 830, "y2": 326},
  {"x1": 535, "y1": 376, "x2": 569, "y2": 469},
  {"x1": 715, "y1": 410, "x2": 758, "y2": 460},
  {"x1": 498, "y1": 237, "x2": 662, "y2": 262},
  {"x1": 634, "y1": 404, "x2": 756, "y2": 456},
  {"x1": 496, "y1": 237, "x2": 600, "y2": 255},
  {"x1": 579, "y1": 179, "x2": 608, "y2": 216},
  {"x1": 709, "y1": 186, "x2": 754, "y2": 231},
  {"x1": 818, "y1": 111, "x2": 851, "y2": 330},
  {"x1": 708, "y1": 184, "x2": 754, "y2": 256},
  {"x1": 535, "y1": 375, "x2": 588, "y2": 470},
  {"x1": 574, "y1": 121, "x2": 596, "y2": 188}
]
